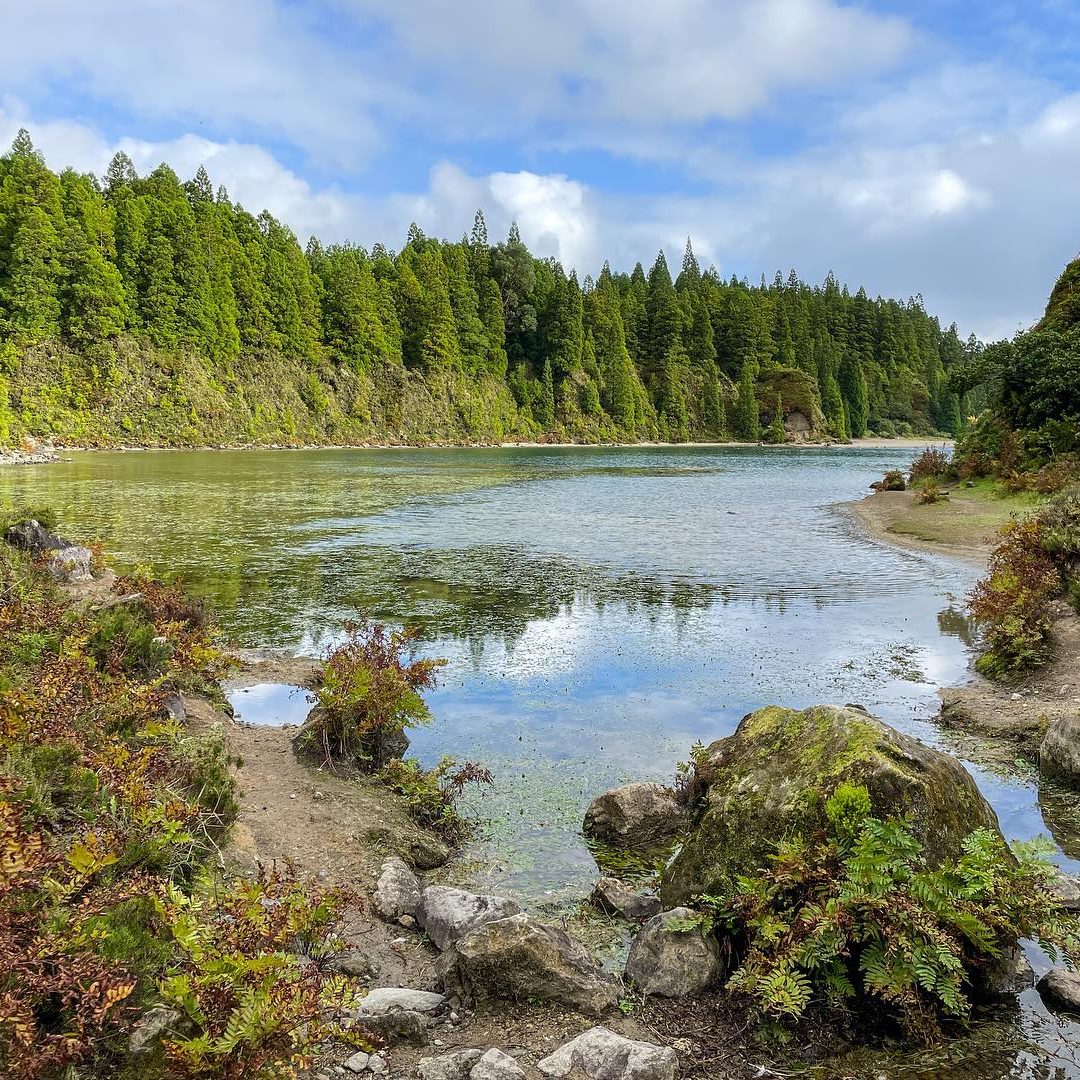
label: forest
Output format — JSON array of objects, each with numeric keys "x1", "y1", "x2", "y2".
[{"x1": 0, "y1": 130, "x2": 982, "y2": 447}]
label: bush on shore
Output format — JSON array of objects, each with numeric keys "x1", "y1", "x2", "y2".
[{"x1": 969, "y1": 488, "x2": 1080, "y2": 678}]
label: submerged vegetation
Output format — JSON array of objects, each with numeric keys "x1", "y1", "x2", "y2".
[
  {"x1": 0, "y1": 130, "x2": 976, "y2": 447},
  {"x1": 0, "y1": 510, "x2": 365, "y2": 1079}
]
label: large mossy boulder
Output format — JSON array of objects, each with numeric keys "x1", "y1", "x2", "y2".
[{"x1": 661, "y1": 704, "x2": 1004, "y2": 908}]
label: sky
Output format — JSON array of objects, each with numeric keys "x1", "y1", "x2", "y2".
[{"x1": 2, "y1": 0, "x2": 1079, "y2": 340}]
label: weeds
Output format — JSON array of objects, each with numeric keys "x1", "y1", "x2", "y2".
[{"x1": 378, "y1": 756, "x2": 493, "y2": 844}]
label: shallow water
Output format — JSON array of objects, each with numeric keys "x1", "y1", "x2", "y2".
[{"x1": 5, "y1": 444, "x2": 1080, "y2": 1073}]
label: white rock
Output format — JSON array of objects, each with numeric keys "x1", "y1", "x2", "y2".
[
  {"x1": 369, "y1": 1055, "x2": 388, "y2": 1075},
  {"x1": 344, "y1": 1050, "x2": 370, "y2": 1073},
  {"x1": 417, "y1": 885, "x2": 521, "y2": 951},
  {"x1": 538, "y1": 1026, "x2": 678, "y2": 1080},
  {"x1": 469, "y1": 1048, "x2": 526, "y2": 1080},
  {"x1": 357, "y1": 986, "x2": 445, "y2": 1016},
  {"x1": 375, "y1": 856, "x2": 423, "y2": 921}
]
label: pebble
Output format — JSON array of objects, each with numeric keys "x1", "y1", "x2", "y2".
[
  {"x1": 344, "y1": 1051, "x2": 370, "y2": 1073},
  {"x1": 369, "y1": 1055, "x2": 388, "y2": 1075},
  {"x1": 450, "y1": 1011, "x2": 460, "y2": 1023}
]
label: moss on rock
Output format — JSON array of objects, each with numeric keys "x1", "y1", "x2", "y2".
[{"x1": 661, "y1": 704, "x2": 1003, "y2": 908}]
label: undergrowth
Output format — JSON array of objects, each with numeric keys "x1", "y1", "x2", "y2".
[
  {"x1": 0, "y1": 518, "x2": 364, "y2": 1079},
  {"x1": 701, "y1": 783, "x2": 1079, "y2": 1043}
]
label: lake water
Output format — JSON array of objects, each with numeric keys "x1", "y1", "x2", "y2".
[{"x1": 5, "y1": 445, "x2": 1080, "y2": 1073}]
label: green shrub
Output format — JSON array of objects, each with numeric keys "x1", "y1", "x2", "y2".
[
  {"x1": 0, "y1": 503, "x2": 58, "y2": 533},
  {"x1": 378, "y1": 756, "x2": 493, "y2": 844},
  {"x1": 300, "y1": 619, "x2": 445, "y2": 769},
  {"x1": 87, "y1": 604, "x2": 173, "y2": 678},
  {"x1": 708, "y1": 784, "x2": 1079, "y2": 1042},
  {"x1": 915, "y1": 479, "x2": 946, "y2": 505}
]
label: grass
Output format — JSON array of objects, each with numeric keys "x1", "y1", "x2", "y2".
[{"x1": 882, "y1": 479, "x2": 1045, "y2": 551}]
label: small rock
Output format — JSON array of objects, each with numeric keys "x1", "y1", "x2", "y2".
[
  {"x1": 48, "y1": 545, "x2": 93, "y2": 583},
  {"x1": 359, "y1": 1009, "x2": 429, "y2": 1044},
  {"x1": 357, "y1": 987, "x2": 446, "y2": 1016},
  {"x1": 418, "y1": 1049, "x2": 484, "y2": 1080},
  {"x1": 538, "y1": 1026, "x2": 678, "y2": 1080},
  {"x1": 625, "y1": 908, "x2": 724, "y2": 998},
  {"x1": 375, "y1": 856, "x2": 423, "y2": 921},
  {"x1": 1051, "y1": 870, "x2": 1080, "y2": 913},
  {"x1": 1037, "y1": 967, "x2": 1080, "y2": 1013},
  {"x1": 583, "y1": 783, "x2": 683, "y2": 851},
  {"x1": 590, "y1": 877, "x2": 661, "y2": 921},
  {"x1": 399, "y1": 914, "x2": 418, "y2": 929},
  {"x1": 330, "y1": 950, "x2": 378, "y2": 980},
  {"x1": 417, "y1": 885, "x2": 522, "y2": 951},
  {"x1": 344, "y1": 1050, "x2": 370, "y2": 1073},
  {"x1": 129, "y1": 1005, "x2": 183, "y2": 1057},
  {"x1": 369, "y1": 1056, "x2": 388, "y2": 1075},
  {"x1": 469, "y1": 1048, "x2": 525, "y2": 1080}
]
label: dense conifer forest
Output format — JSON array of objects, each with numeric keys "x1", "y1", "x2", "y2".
[{"x1": 0, "y1": 131, "x2": 982, "y2": 447}]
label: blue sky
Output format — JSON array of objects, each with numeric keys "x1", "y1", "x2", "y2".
[{"x1": 3, "y1": 0, "x2": 1080, "y2": 339}]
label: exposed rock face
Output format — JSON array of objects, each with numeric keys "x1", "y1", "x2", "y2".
[
  {"x1": 418, "y1": 885, "x2": 522, "y2": 951},
  {"x1": 128, "y1": 1006, "x2": 183, "y2": 1057},
  {"x1": 441, "y1": 912, "x2": 619, "y2": 1017},
  {"x1": 418, "y1": 1049, "x2": 485, "y2": 1080},
  {"x1": 624, "y1": 908, "x2": 724, "y2": 997},
  {"x1": 590, "y1": 877, "x2": 661, "y2": 921},
  {"x1": 662, "y1": 705, "x2": 1004, "y2": 908},
  {"x1": 1037, "y1": 967, "x2": 1080, "y2": 1013},
  {"x1": 1051, "y1": 870, "x2": 1080, "y2": 913},
  {"x1": 1041, "y1": 715, "x2": 1080, "y2": 785},
  {"x1": 583, "y1": 782, "x2": 683, "y2": 851},
  {"x1": 538, "y1": 1026, "x2": 679, "y2": 1080},
  {"x1": 469, "y1": 1048, "x2": 526, "y2": 1080},
  {"x1": 374, "y1": 856, "x2": 422, "y2": 920}
]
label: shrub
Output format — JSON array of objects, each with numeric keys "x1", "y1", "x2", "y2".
[
  {"x1": 909, "y1": 446, "x2": 951, "y2": 483},
  {"x1": 969, "y1": 488, "x2": 1080, "y2": 677},
  {"x1": 709, "y1": 785, "x2": 1079, "y2": 1042},
  {"x1": 915, "y1": 479, "x2": 945, "y2": 505},
  {"x1": 157, "y1": 870, "x2": 365, "y2": 1079},
  {"x1": 301, "y1": 619, "x2": 445, "y2": 768},
  {"x1": 872, "y1": 469, "x2": 906, "y2": 492},
  {"x1": 379, "y1": 756, "x2": 493, "y2": 844}
]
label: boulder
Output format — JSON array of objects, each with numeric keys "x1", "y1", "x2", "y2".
[
  {"x1": 1041, "y1": 715, "x2": 1080, "y2": 786},
  {"x1": 662, "y1": 705, "x2": 1004, "y2": 908},
  {"x1": 590, "y1": 878, "x2": 661, "y2": 921},
  {"x1": 418, "y1": 885, "x2": 522, "y2": 951},
  {"x1": 48, "y1": 545, "x2": 94, "y2": 583},
  {"x1": 624, "y1": 908, "x2": 724, "y2": 998},
  {"x1": 418, "y1": 1049, "x2": 484, "y2": 1080},
  {"x1": 357, "y1": 1009, "x2": 429, "y2": 1044},
  {"x1": 374, "y1": 856, "x2": 422, "y2": 921},
  {"x1": 1037, "y1": 967, "x2": 1080, "y2": 1014},
  {"x1": 470, "y1": 1048, "x2": 526, "y2": 1080},
  {"x1": 538, "y1": 1026, "x2": 679, "y2": 1080},
  {"x1": 441, "y1": 912, "x2": 618, "y2": 1017},
  {"x1": 583, "y1": 783, "x2": 683, "y2": 851},
  {"x1": 4, "y1": 519, "x2": 68, "y2": 554}
]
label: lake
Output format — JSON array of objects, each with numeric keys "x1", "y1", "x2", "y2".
[{"x1": 8, "y1": 444, "x2": 1080, "y2": 1074}]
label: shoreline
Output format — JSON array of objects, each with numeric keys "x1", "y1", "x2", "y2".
[
  {"x1": 846, "y1": 486, "x2": 1080, "y2": 765},
  {"x1": 1, "y1": 434, "x2": 947, "y2": 464}
]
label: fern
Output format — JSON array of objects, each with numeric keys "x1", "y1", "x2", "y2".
[{"x1": 702, "y1": 785, "x2": 1080, "y2": 1041}]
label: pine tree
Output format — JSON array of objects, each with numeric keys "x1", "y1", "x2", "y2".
[
  {"x1": 734, "y1": 360, "x2": 760, "y2": 440},
  {"x1": 644, "y1": 251, "x2": 680, "y2": 383}
]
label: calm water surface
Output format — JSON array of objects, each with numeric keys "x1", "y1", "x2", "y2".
[{"x1": 5, "y1": 445, "x2": 1080, "y2": 1074}]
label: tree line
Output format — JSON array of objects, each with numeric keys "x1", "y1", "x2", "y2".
[{"x1": 0, "y1": 130, "x2": 981, "y2": 444}]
